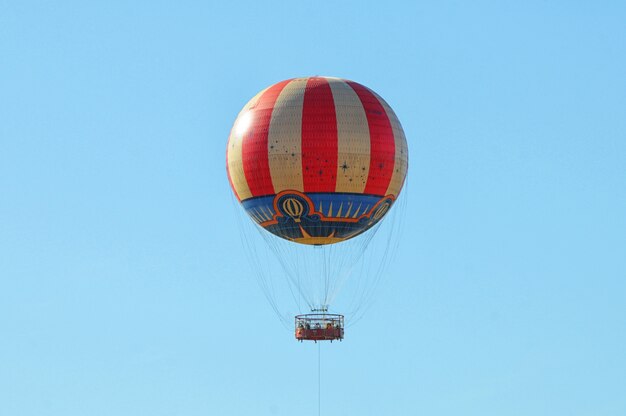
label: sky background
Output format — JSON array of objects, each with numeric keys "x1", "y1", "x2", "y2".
[{"x1": 1, "y1": 1, "x2": 625, "y2": 415}]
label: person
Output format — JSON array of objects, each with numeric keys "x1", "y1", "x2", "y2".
[
  {"x1": 333, "y1": 322, "x2": 341, "y2": 337},
  {"x1": 314, "y1": 322, "x2": 321, "y2": 329}
]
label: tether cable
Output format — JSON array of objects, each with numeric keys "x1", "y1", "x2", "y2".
[{"x1": 318, "y1": 342, "x2": 321, "y2": 416}]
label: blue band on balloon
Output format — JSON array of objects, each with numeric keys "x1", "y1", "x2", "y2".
[{"x1": 241, "y1": 191, "x2": 395, "y2": 244}]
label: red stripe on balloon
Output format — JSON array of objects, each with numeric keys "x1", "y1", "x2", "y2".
[
  {"x1": 301, "y1": 77, "x2": 338, "y2": 193},
  {"x1": 241, "y1": 79, "x2": 291, "y2": 197},
  {"x1": 346, "y1": 81, "x2": 395, "y2": 196}
]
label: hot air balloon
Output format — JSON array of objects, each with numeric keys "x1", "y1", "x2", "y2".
[{"x1": 227, "y1": 76, "x2": 408, "y2": 341}]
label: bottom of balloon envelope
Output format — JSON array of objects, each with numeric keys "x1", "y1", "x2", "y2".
[{"x1": 241, "y1": 190, "x2": 397, "y2": 245}]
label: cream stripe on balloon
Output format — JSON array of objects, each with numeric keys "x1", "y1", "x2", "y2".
[
  {"x1": 267, "y1": 79, "x2": 307, "y2": 192},
  {"x1": 226, "y1": 129, "x2": 251, "y2": 200},
  {"x1": 328, "y1": 79, "x2": 371, "y2": 194},
  {"x1": 373, "y1": 92, "x2": 408, "y2": 197}
]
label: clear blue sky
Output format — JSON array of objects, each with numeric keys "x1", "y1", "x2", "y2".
[{"x1": 1, "y1": 1, "x2": 625, "y2": 415}]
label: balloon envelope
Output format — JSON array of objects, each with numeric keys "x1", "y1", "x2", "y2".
[{"x1": 227, "y1": 76, "x2": 408, "y2": 245}]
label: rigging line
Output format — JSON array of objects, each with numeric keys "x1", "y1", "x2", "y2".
[
  {"x1": 323, "y1": 246, "x2": 330, "y2": 307},
  {"x1": 259, "y1": 228, "x2": 313, "y2": 311},
  {"x1": 246, "y1": 231, "x2": 289, "y2": 327},
  {"x1": 231, "y1": 196, "x2": 290, "y2": 328},
  {"x1": 327, "y1": 221, "x2": 381, "y2": 308},
  {"x1": 354, "y1": 186, "x2": 408, "y2": 318},
  {"x1": 349, "y1": 185, "x2": 408, "y2": 318}
]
